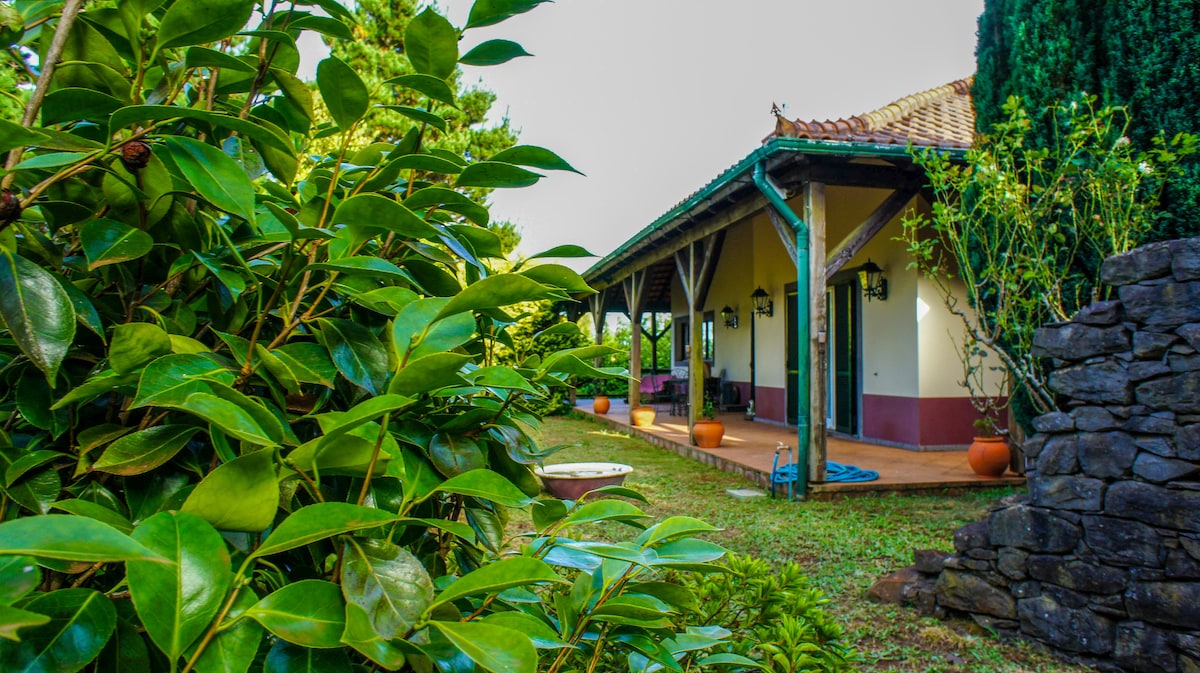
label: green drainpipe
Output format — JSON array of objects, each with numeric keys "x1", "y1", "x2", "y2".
[{"x1": 751, "y1": 162, "x2": 810, "y2": 499}]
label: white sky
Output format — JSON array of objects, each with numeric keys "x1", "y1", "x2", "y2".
[{"x1": 311, "y1": 1, "x2": 986, "y2": 268}]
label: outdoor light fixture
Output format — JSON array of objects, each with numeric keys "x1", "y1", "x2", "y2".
[
  {"x1": 751, "y1": 287, "x2": 774, "y2": 317},
  {"x1": 859, "y1": 259, "x2": 888, "y2": 302},
  {"x1": 720, "y1": 305, "x2": 738, "y2": 329}
]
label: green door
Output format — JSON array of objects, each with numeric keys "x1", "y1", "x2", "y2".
[{"x1": 832, "y1": 282, "x2": 859, "y2": 434}]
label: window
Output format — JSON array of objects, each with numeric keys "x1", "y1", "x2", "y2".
[
  {"x1": 674, "y1": 313, "x2": 716, "y2": 362},
  {"x1": 701, "y1": 311, "x2": 714, "y2": 361},
  {"x1": 674, "y1": 317, "x2": 688, "y2": 361}
]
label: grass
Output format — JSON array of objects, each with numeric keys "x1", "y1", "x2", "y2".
[{"x1": 532, "y1": 415, "x2": 1094, "y2": 673}]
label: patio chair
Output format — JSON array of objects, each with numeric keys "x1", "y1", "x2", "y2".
[{"x1": 668, "y1": 378, "x2": 689, "y2": 416}]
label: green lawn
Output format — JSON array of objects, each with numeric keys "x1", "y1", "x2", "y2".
[{"x1": 532, "y1": 415, "x2": 1093, "y2": 673}]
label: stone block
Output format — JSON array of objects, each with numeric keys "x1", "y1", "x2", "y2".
[
  {"x1": 1083, "y1": 515, "x2": 1164, "y2": 567},
  {"x1": 1133, "y1": 452, "x2": 1198, "y2": 483},
  {"x1": 1136, "y1": 435, "x2": 1176, "y2": 457},
  {"x1": 1126, "y1": 581, "x2": 1200, "y2": 628},
  {"x1": 1137, "y1": 371, "x2": 1200, "y2": 414},
  {"x1": 1179, "y1": 323, "x2": 1200, "y2": 351},
  {"x1": 1077, "y1": 432, "x2": 1137, "y2": 479},
  {"x1": 1073, "y1": 406, "x2": 1118, "y2": 431},
  {"x1": 998, "y1": 548, "x2": 1030, "y2": 580},
  {"x1": 954, "y1": 520, "x2": 989, "y2": 553},
  {"x1": 1027, "y1": 556, "x2": 1127, "y2": 594},
  {"x1": 1031, "y1": 475, "x2": 1104, "y2": 511},
  {"x1": 1037, "y1": 435, "x2": 1079, "y2": 475},
  {"x1": 1172, "y1": 237, "x2": 1200, "y2": 281},
  {"x1": 912, "y1": 548, "x2": 953, "y2": 575},
  {"x1": 1089, "y1": 594, "x2": 1128, "y2": 619},
  {"x1": 1171, "y1": 354, "x2": 1200, "y2": 372},
  {"x1": 1032, "y1": 412, "x2": 1074, "y2": 433},
  {"x1": 867, "y1": 566, "x2": 922, "y2": 604},
  {"x1": 1075, "y1": 300, "x2": 1124, "y2": 326},
  {"x1": 1129, "y1": 360, "x2": 1172, "y2": 382},
  {"x1": 1017, "y1": 595, "x2": 1116, "y2": 654},
  {"x1": 1178, "y1": 424, "x2": 1200, "y2": 459},
  {"x1": 1165, "y1": 549, "x2": 1200, "y2": 578},
  {"x1": 1120, "y1": 281, "x2": 1200, "y2": 328},
  {"x1": 1181, "y1": 536, "x2": 1200, "y2": 560},
  {"x1": 1103, "y1": 240, "x2": 1174, "y2": 285},
  {"x1": 1134, "y1": 331, "x2": 1179, "y2": 359},
  {"x1": 989, "y1": 505, "x2": 1082, "y2": 553},
  {"x1": 1115, "y1": 622, "x2": 1178, "y2": 673},
  {"x1": 1032, "y1": 323, "x2": 1131, "y2": 360},
  {"x1": 936, "y1": 569, "x2": 1017, "y2": 618},
  {"x1": 1050, "y1": 359, "x2": 1133, "y2": 405},
  {"x1": 1107, "y1": 481, "x2": 1200, "y2": 532},
  {"x1": 1124, "y1": 414, "x2": 1177, "y2": 434}
]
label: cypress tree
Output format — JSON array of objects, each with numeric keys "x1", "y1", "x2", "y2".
[{"x1": 974, "y1": 0, "x2": 1200, "y2": 238}]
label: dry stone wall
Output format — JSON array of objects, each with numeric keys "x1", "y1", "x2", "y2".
[{"x1": 881, "y1": 238, "x2": 1200, "y2": 672}]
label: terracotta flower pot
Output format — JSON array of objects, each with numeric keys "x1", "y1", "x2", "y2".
[
  {"x1": 630, "y1": 406, "x2": 656, "y2": 427},
  {"x1": 968, "y1": 437, "x2": 1010, "y2": 477},
  {"x1": 535, "y1": 462, "x2": 633, "y2": 500},
  {"x1": 592, "y1": 395, "x2": 610, "y2": 414},
  {"x1": 693, "y1": 419, "x2": 725, "y2": 449}
]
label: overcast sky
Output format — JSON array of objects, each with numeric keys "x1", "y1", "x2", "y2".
[{"x1": 398, "y1": 1, "x2": 984, "y2": 268}]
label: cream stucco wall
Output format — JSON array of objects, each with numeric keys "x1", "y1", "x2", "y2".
[{"x1": 706, "y1": 219, "x2": 755, "y2": 383}]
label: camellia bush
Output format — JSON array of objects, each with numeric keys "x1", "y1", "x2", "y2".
[{"x1": 0, "y1": 1, "x2": 759, "y2": 672}]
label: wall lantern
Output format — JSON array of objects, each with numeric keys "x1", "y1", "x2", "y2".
[
  {"x1": 859, "y1": 259, "x2": 888, "y2": 302},
  {"x1": 751, "y1": 287, "x2": 774, "y2": 317},
  {"x1": 720, "y1": 305, "x2": 738, "y2": 329}
]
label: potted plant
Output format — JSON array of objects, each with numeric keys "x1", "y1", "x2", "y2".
[
  {"x1": 630, "y1": 405, "x2": 656, "y2": 427},
  {"x1": 959, "y1": 338, "x2": 1011, "y2": 477},
  {"x1": 693, "y1": 396, "x2": 725, "y2": 449},
  {"x1": 593, "y1": 394, "x2": 611, "y2": 414}
]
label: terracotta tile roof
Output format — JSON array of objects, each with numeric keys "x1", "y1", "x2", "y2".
[{"x1": 769, "y1": 78, "x2": 974, "y2": 149}]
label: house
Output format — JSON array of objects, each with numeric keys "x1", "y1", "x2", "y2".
[{"x1": 581, "y1": 78, "x2": 1001, "y2": 492}]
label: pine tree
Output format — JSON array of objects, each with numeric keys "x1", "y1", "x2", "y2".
[{"x1": 974, "y1": 0, "x2": 1200, "y2": 239}]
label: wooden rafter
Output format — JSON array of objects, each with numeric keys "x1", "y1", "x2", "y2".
[{"x1": 825, "y1": 187, "x2": 918, "y2": 279}]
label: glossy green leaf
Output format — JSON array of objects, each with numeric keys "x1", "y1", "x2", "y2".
[
  {"x1": 624, "y1": 581, "x2": 699, "y2": 612},
  {"x1": 289, "y1": 15, "x2": 352, "y2": 40},
  {"x1": 563, "y1": 500, "x2": 647, "y2": 527},
  {"x1": 181, "y1": 450, "x2": 279, "y2": 532},
  {"x1": 340, "y1": 602, "x2": 406, "y2": 668},
  {"x1": 0, "y1": 589, "x2": 115, "y2": 671},
  {"x1": 460, "y1": 39, "x2": 531, "y2": 66},
  {"x1": 432, "y1": 557, "x2": 560, "y2": 609},
  {"x1": 5, "y1": 450, "x2": 64, "y2": 486},
  {"x1": 481, "y1": 612, "x2": 567, "y2": 649},
  {"x1": 0, "y1": 252, "x2": 76, "y2": 383},
  {"x1": 253, "y1": 503, "x2": 400, "y2": 559},
  {"x1": 436, "y1": 469, "x2": 534, "y2": 508},
  {"x1": 108, "y1": 323, "x2": 172, "y2": 375},
  {"x1": 109, "y1": 106, "x2": 294, "y2": 155},
  {"x1": 156, "y1": 0, "x2": 255, "y2": 50},
  {"x1": 314, "y1": 395, "x2": 414, "y2": 442},
  {"x1": 340, "y1": 538, "x2": 433, "y2": 640},
  {"x1": 0, "y1": 605, "x2": 51, "y2": 642},
  {"x1": 263, "y1": 640, "x2": 351, "y2": 672},
  {"x1": 191, "y1": 589, "x2": 260, "y2": 673},
  {"x1": 384, "y1": 153, "x2": 463, "y2": 174},
  {"x1": 247, "y1": 580, "x2": 345, "y2": 649},
  {"x1": 408, "y1": 312, "x2": 476, "y2": 361},
  {"x1": 286, "y1": 434, "x2": 380, "y2": 476},
  {"x1": 525, "y1": 244, "x2": 596, "y2": 261},
  {"x1": 429, "y1": 433, "x2": 485, "y2": 477},
  {"x1": 128, "y1": 512, "x2": 231, "y2": 659},
  {"x1": 388, "y1": 352, "x2": 471, "y2": 396},
  {"x1": 380, "y1": 105, "x2": 448, "y2": 133},
  {"x1": 468, "y1": 365, "x2": 539, "y2": 394},
  {"x1": 12, "y1": 151, "x2": 92, "y2": 171},
  {"x1": 36, "y1": 88, "x2": 123, "y2": 125},
  {"x1": 4, "y1": 466, "x2": 61, "y2": 516},
  {"x1": 429, "y1": 621, "x2": 536, "y2": 673},
  {"x1": 164, "y1": 136, "x2": 256, "y2": 223},
  {"x1": 519, "y1": 264, "x2": 592, "y2": 294},
  {"x1": 315, "y1": 319, "x2": 389, "y2": 396},
  {"x1": 403, "y1": 186, "x2": 488, "y2": 226},
  {"x1": 635, "y1": 516, "x2": 720, "y2": 548},
  {"x1": 259, "y1": 342, "x2": 337, "y2": 389},
  {"x1": 0, "y1": 515, "x2": 161, "y2": 562},
  {"x1": 384, "y1": 74, "x2": 456, "y2": 106},
  {"x1": 697, "y1": 653, "x2": 768, "y2": 669},
  {"x1": 53, "y1": 275, "x2": 104, "y2": 341},
  {"x1": 184, "y1": 46, "x2": 256, "y2": 72},
  {"x1": 648, "y1": 539, "x2": 727, "y2": 566},
  {"x1": 306, "y1": 256, "x2": 407, "y2": 280},
  {"x1": 404, "y1": 8, "x2": 458, "y2": 80},
  {"x1": 435, "y1": 273, "x2": 561, "y2": 321},
  {"x1": 491, "y1": 145, "x2": 582, "y2": 174},
  {"x1": 181, "y1": 392, "x2": 275, "y2": 446},
  {"x1": 97, "y1": 614, "x2": 152, "y2": 672},
  {"x1": 331, "y1": 193, "x2": 439, "y2": 239},
  {"x1": 92, "y1": 425, "x2": 201, "y2": 476},
  {"x1": 0, "y1": 119, "x2": 50, "y2": 153},
  {"x1": 386, "y1": 450, "x2": 442, "y2": 506},
  {"x1": 51, "y1": 500, "x2": 134, "y2": 534},
  {"x1": 465, "y1": 0, "x2": 550, "y2": 29},
  {"x1": 0, "y1": 556, "x2": 40, "y2": 606},
  {"x1": 315, "y1": 57, "x2": 368, "y2": 130},
  {"x1": 589, "y1": 595, "x2": 674, "y2": 627},
  {"x1": 456, "y1": 161, "x2": 543, "y2": 189},
  {"x1": 131, "y1": 353, "x2": 235, "y2": 408}
]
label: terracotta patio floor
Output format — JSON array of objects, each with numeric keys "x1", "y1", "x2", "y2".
[{"x1": 574, "y1": 398, "x2": 1025, "y2": 499}]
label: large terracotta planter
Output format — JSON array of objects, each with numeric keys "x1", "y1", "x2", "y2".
[
  {"x1": 693, "y1": 419, "x2": 725, "y2": 449},
  {"x1": 968, "y1": 437, "x2": 1010, "y2": 477},
  {"x1": 630, "y1": 406, "x2": 656, "y2": 427},
  {"x1": 535, "y1": 462, "x2": 633, "y2": 499},
  {"x1": 592, "y1": 396, "x2": 610, "y2": 414}
]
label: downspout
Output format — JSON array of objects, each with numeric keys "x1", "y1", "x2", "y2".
[{"x1": 752, "y1": 162, "x2": 810, "y2": 499}]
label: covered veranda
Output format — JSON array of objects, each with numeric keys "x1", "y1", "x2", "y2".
[{"x1": 573, "y1": 398, "x2": 1024, "y2": 498}]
